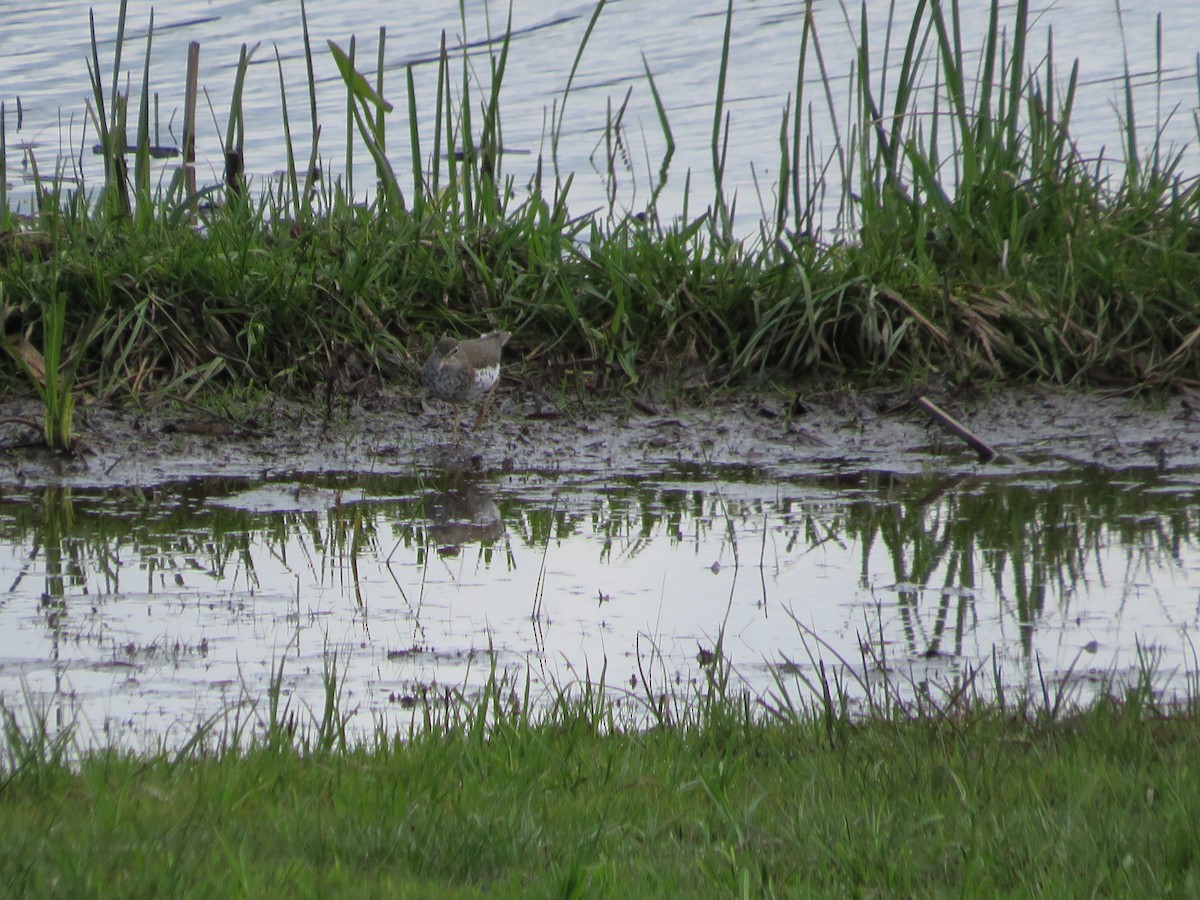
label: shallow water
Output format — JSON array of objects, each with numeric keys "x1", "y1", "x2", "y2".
[
  {"x1": 2, "y1": 461, "x2": 1198, "y2": 747},
  {"x1": 3, "y1": 1, "x2": 1198, "y2": 229}
]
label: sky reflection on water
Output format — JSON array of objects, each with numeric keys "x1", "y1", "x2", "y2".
[{"x1": 1, "y1": 464, "x2": 1198, "y2": 747}]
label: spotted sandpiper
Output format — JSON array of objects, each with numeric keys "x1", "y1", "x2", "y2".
[{"x1": 422, "y1": 330, "x2": 511, "y2": 437}]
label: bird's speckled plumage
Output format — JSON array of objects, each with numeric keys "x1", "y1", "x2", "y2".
[
  {"x1": 422, "y1": 331, "x2": 510, "y2": 401},
  {"x1": 422, "y1": 331, "x2": 511, "y2": 437}
]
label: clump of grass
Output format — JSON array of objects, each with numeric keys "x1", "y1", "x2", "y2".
[
  {"x1": 1, "y1": 270, "x2": 81, "y2": 451},
  {"x1": 33, "y1": 287, "x2": 77, "y2": 451},
  {"x1": 831, "y1": 0, "x2": 1200, "y2": 386}
]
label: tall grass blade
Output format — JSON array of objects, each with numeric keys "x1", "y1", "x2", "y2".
[
  {"x1": 375, "y1": 26, "x2": 387, "y2": 162},
  {"x1": 275, "y1": 44, "x2": 300, "y2": 217},
  {"x1": 328, "y1": 39, "x2": 403, "y2": 210},
  {"x1": 133, "y1": 9, "x2": 154, "y2": 231},
  {"x1": 298, "y1": 0, "x2": 320, "y2": 217},
  {"x1": 640, "y1": 53, "x2": 675, "y2": 218},
  {"x1": 711, "y1": 0, "x2": 734, "y2": 239},
  {"x1": 552, "y1": 0, "x2": 607, "y2": 183},
  {"x1": 222, "y1": 42, "x2": 255, "y2": 201},
  {"x1": 87, "y1": 1, "x2": 131, "y2": 218},
  {"x1": 406, "y1": 65, "x2": 424, "y2": 216}
]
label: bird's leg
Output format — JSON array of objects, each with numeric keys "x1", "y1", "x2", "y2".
[
  {"x1": 474, "y1": 385, "x2": 498, "y2": 430},
  {"x1": 452, "y1": 404, "x2": 463, "y2": 444}
]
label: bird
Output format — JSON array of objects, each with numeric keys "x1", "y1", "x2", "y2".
[{"x1": 421, "y1": 330, "x2": 511, "y2": 438}]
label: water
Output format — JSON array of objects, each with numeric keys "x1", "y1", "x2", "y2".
[
  {"x1": 2, "y1": 464, "x2": 1199, "y2": 747},
  {"x1": 4, "y1": 0, "x2": 1200, "y2": 744},
  {"x1": 3, "y1": 1, "x2": 1198, "y2": 229}
]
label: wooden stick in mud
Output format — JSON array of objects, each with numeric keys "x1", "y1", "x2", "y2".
[
  {"x1": 915, "y1": 396, "x2": 998, "y2": 463},
  {"x1": 182, "y1": 41, "x2": 200, "y2": 200}
]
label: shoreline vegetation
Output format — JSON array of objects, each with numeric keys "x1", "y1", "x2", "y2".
[
  {"x1": 3, "y1": 0, "x2": 1200, "y2": 892},
  {"x1": 2, "y1": 2, "x2": 1199, "y2": 428}
]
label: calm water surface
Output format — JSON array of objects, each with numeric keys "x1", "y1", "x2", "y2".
[
  {"x1": 2, "y1": 464, "x2": 1199, "y2": 747},
  {"x1": 4, "y1": 1, "x2": 1200, "y2": 745},
  {"x1": 3, "y1": 1, "x2": 1198, "y2": 228}
]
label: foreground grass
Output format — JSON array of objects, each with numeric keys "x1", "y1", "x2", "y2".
[{"x1": 2, "y1": 673, "x2": 1200, "y2": 897}]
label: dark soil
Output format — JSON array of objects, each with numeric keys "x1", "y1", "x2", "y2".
[{"x1": 2, "y1": 383, "x2": 1197, "y2": 488}]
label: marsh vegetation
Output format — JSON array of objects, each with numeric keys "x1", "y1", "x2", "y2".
[
  {"x1": 2, "y1": 0, "x2": 1198, "y2": 436},
  {"x1": 3, "y1": 1, "x2": 1200, "y2": 893}
]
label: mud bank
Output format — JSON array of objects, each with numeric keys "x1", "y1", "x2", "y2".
[{"x1": 1, "y1": 384, "x2": 1197, "y2": 488}]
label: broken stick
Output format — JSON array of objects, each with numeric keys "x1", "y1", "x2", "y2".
[{"x1": 915, "y1": 396, "x2": 998, "y2": 463}]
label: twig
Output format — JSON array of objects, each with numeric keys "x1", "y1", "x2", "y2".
[
  {"x1": 915, "y1": 396, "x2": 998, "y2": 463},
  {"x1": 880, "y1": 288, "x2": 950, "y2": 345},
  {"x1": 182, "y1": 41, "x2": 200, "y2": 201}
]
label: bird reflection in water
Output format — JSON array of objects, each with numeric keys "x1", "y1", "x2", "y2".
[{"x1": 426, "y1": 484, "x2": 504, "y2": 557}]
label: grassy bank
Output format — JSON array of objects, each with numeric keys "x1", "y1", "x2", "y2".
[
  {"x1": 1, "y1": 0, "x2": 1199, "y2": 435},
  {"x1": 2, "y1": 657, "x2": 1200, "y2": 896}
]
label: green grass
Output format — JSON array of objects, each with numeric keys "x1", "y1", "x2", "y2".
[
  {"x1": 2, "y1": 654, "x2": 1200, "y2": 896},
  {"x1": 2, "y1": 0, "x2": 1199, "y2": 422}
]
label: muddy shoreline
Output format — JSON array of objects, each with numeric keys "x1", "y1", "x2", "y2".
[
  {"x1": 1, "y1": 384, "x2": 1197, "y2": 488},
  {"x1": 2, "y1": 382, "x2": 1198, "y2": 750}
]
